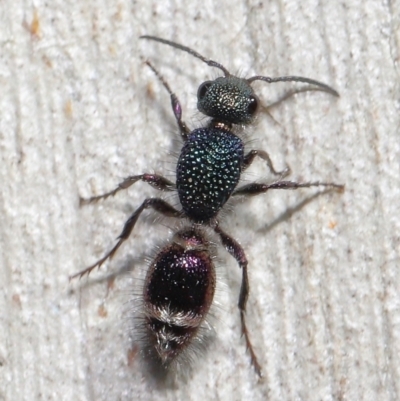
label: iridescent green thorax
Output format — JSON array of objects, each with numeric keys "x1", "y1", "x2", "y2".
[{"x1": 177, "y1": 127, "x2": 244, "y2": 222}]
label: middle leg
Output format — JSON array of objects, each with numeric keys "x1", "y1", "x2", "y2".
[
  {"x1": 80, "y1": 173, "x2": 175, "y2": 205},
  {"x1": 233, "y1": 179, "x2": 344, "y2": 197}
]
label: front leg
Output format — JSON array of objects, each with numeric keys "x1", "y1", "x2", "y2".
[
  {"x1": 243, "y1": 149, "x2": 290, "y2": 179},
  {"x1": 71, "y1": 198, "x2": 184, "y2": 279},
  {"x1": 144, "y1": 60, "x2": 190, "y2": 141},
  {"x1": 80, "y1": 173, "x2": 175, "y2": 205}
]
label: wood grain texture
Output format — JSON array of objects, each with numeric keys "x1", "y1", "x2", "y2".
[{"x1": 1, "y1": 1, "x2": 399, "y2": 400}]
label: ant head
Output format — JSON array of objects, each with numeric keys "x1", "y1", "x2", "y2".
[
  {"x1": 197, "y1": 76, "x2": 259, "y2": 125},
  {"x1": 140, "y1": 35, "x2": 339, "y2": 126}
]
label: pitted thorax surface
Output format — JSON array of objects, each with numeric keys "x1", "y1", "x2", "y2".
[{"x1": 177, "y1": 127, "x2": 244, "y2": 222}]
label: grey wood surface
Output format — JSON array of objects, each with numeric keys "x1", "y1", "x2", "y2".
[{"x1": 1, "y1": 1, "x2": 399, "y2": 400}]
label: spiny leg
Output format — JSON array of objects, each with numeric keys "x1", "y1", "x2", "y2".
[
  {"x1": 144, "y1": 60, "x2": 190, "y2": 141},
  {"x1": 243, "y1": 149, "x2": 291, "y2": 179},
  {"x1": 80, "y1": 174, "x2": 175, "y2": 205},
  {"x1": 233, "y1": 180, "x2": 344, "y2": 197},
  {"x1": 213, "y1": 224, "x2": 262, "y2": 377},
  {"x1": 70, "y1": 198, "x2": 183, "y2": 280}
]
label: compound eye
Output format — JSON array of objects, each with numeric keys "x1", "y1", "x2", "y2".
[
  {"x1": 247, "y1": 95, "x2": 259, "y2": 116},
  {"x1": 197, "y1": 81, "x2": 213, "y2": 100}
]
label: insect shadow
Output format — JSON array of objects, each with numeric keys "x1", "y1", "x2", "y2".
[{"x1": 72, "y1": 36, "x2": 344, "y2": 377}]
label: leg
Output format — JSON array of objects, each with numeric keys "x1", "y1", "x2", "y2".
[
  {"x1": 233, "y1": 180, "x2": 344, "y2": 197},
  {"x1": 70, "y1": 198, "x2": 184, "y2": 280},
  {"x1": 144, "y1": 60, "x2": 190, "y2": 141},
  {"x1": 80, "y1": 173, "x2": 175, "y2": 205},
  {"x1": 243, "y1": 150, "x2": 290, "y2": 179},
  {"x1": 213, "y1": 224, "x2": 262, "y2": 377}
]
